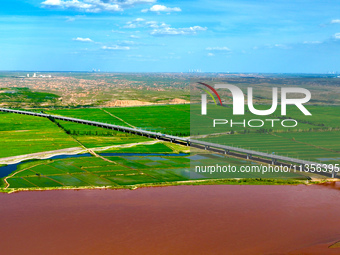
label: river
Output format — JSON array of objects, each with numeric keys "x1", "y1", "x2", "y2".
[{"x1": 0, "y1": 183, "x2": 339, "y2": 254}]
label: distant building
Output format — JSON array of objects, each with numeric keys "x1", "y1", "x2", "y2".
[{"x1": 27, "y1": 74, "x2": 30, "y2": 78}]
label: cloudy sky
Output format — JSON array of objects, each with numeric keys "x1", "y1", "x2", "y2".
[{"x1": 1, "y1": 0, "x2": 340, "y2": 73}]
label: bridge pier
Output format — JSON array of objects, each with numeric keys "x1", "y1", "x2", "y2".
[
  {"x1": 271, "y1": 158, "x2": 277, "y2": 165},
  {"x1": 224, "y1": 149, "x2": 230, "y2": 155},
  {"x1": 332, "y1": 169, "x2": 337, "y2": 178},
  {"x1": 205, "y1": 145, "x2": 209, "y2": 150},
  {"x1": 247, "y1": 154, "x2": 252, "y2": 160},
  {"x1": 300, "y1": 164, "x2": 305, "y2": 172}
]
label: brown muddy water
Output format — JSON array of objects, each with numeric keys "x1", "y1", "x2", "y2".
[{"x1": 0, "y1": 183, "x2": 340, "y2": 255}]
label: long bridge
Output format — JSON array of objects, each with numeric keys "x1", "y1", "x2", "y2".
[{"x1": 0, "y1": 107, "x2": 338, "y2": 178}]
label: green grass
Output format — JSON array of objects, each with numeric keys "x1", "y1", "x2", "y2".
[
  {"x1": 2, "y1": 151, "x2": 308, "y2": 191},
  {"x1": 47, "y1": 103, "x2": 340, "y2": 137},
  {"x1": 75, "y1": 135, "x2": 150, "y2": 148},
  {"x1": 201, "y1": 132, "x2": 340, "y2": 164},
  {"x1": 54, "y1": 119, "x2": 152, "y2": 148},
  {"x1": 7, "y1": 177, "x2": 37, "y2": 188},
  {"x1": 40, "y1": 104, "x2": 340, "y2": 164},
  {"x1": 0, "y1": 111, "x2": 158, "y2": 158},
  {"x1": 0, "y1": 103, "x2": 338, "y2": 192},
  {"x1": 47, "y1": 105, "x2": 190, "y2": 135},
  {"x1": 0, "y1": 113, "x2": 79, "y2": 158},
  {"x1": 0, "y1": 87, "x2": 60, "y2": 107},
  {"x1": 99, "y1": 143, "x2": 174, "y2": 153},
  {"x1": 190, "y1": 104, "x2": 340, "y2": 135},
  {"x1": 3, "y1": 155, "x2": 189, "y2": 189}
]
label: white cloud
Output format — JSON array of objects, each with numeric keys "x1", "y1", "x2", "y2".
[
  {"x1": 258, "y1": 44, "x2": 291, "y2": 50},
  {"x1": 66, "y1": 17, "x2": 76, "y2": 22},
  {"x1": 130, "y1": 35, "x2": 140, "y2": 38},
  {"x1": 73, "y1": 37, "x2": 93, "y2": 42},
  {"x1": 102, "y1": 45, "x2": 130, "y2": 50},
  {"x1": 206, "y1": 46, "x2": 231, "y2": 51},
  {"x1": 124, "y1": 18, "x2": 206, "y2": 36},
  {"x1": 331, "y1": 19, "x2": 340, "y2": 24},
  {"x1": 135, "y1": 18, "x2": 145, "y2": 22},
  {"x1": 117, "y1": 40, "x2": 136, "y2": 45},
  {"x1": 111, "y1": 29, "x2": 125, "y2": 34},
  {"x1": 334, "y1": 33, "x2": 340, "y2": 39},
  {"x1": 303, "y1": 41, "x2": 322, "y2": 44},
  {"x1": 124, "y1": 18, "x2": 145, "y2": 28},
  {"x1": 142, "y1": 5, "x2": 181, "y2": 13},
  {"x1": 273, "y1": 44, "x2": 291, "y2": 49},
  {"x1": 150, "y1": 26, "x2": 207, "y2": 36},
  {"x1": 66, "y1": 15, "x2": 85, "y2": 22},
  {"x1": 207, "y1": 53, "x2": 215, "y2": 57},
  {"x1": 124, "y1": 19, "x2": 167, "y2": 29},
  {"x1": 41, "y1": 0, "x2": 156, "y2": 12},
  {"x1": 42, "y1": 0, "x2": 61, "y2": 6}
]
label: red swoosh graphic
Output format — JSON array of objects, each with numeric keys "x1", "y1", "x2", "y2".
[{"x1": 198, "y1": 82, "x2": 223, "y2": 106}]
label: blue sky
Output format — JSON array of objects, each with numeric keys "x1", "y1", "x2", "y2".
[{"x1": 1, "y1": 0, "x2": 340, "y2": 73}]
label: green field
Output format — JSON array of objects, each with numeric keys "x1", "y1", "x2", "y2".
[
  {"x1": 47, "y1": 104, "x2": 340, "y2": 135},
  {"x1": 0, "y1": 102, "x2": 338, "y2": 192},
  {"x1": 4, "y1": 155, "x2": 191, "y2": 189},
  {"x1": 99, "y1": 143, "x2": 175, "y2": 153},
  {"x1": 191, "y1": 104, "x2": 340, "y2": 134},
  {"x1": 0, "y1": 112, "x2": 157, "y2": 158},
  {"x1": 45, "y1": 104, "x2": 340, "y2": 164},
  {"x1": 48, "y1": 105, "x2": 190, "y2": 135},
  {"x1": 201, "y1": 131, "x2": 340, "y2": 164},
  {"x1": 3, "y1": 152, "x2": 306, "y2": 191},
  {"x1": 0, "y1": 113, "x2": 79, "y2": 158},
  {"x1": 55, "y1": 119, "x2": 151, "y2": 148},
  {"x1": 0, "y1": 87, "x2": 60, "y2": 108}
]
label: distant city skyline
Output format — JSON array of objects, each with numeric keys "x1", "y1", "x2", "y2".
[{"x1": 1, "y1": 0, "x2": 340, "y2": 73}]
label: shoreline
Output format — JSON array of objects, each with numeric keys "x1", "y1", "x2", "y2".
[{"x1": 1, "y1": 178, "x2": 339, "y2": 194}]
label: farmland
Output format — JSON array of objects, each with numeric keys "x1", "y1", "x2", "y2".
[
  {"x1": 0, "y1": 112, "x2": 155, "y2": 159},
  {"x1": 0, "y1": 112, "x2": 79, "y2": 158},
  {"x1": 47, "y1": 104, "x2": 340, "y2": 136},
  {"x1": 191, "y1": 104, "x2": 340, "y2": 134},
  {"x1": 2, "y1": 151, "x2": 305, "y2": 192},
  {"x1": 4, "y1": 154, "x2": 190, "y2": 189},
  {"x1": 0, "y1": 73, "x2": 339, "y2": 192},
  {"x1": 55, "y1": 119, "x2": 151, "y2": 148},
  {"x1": 0, "y1": 87, "x2": 60, "y2": 108},
  {"x1": 201, "y1": 131, "x2": 340, "y2": 164},
  {"x1": 48, "y1": 104, "x2": 191, "y2": 136},
  {"x1": 46, "y1": 104, "x2": 340, "y2": 165}
]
